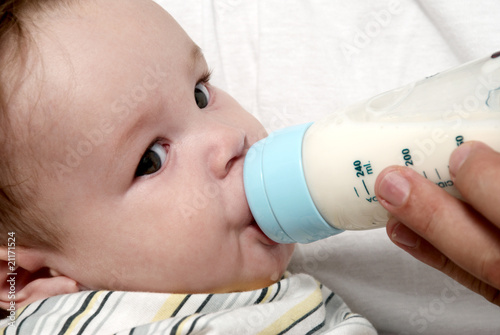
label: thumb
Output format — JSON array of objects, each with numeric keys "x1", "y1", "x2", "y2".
[
  {"x1": 374, "y1": 166, "x2": 454, "y2": 267},
  {"x1": 374, "y1": 166, "x2": 500, "y2": 306}
]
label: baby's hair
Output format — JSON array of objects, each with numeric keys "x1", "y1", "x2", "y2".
[{"x1": 0, "y1": 0, "x2": 65, "y2": 250}]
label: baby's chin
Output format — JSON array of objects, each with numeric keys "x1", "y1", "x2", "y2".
[
  {"x1": 212, "y1": 271, "x2": 287, "y2": 294},
  {"x1": 222, "y1": 250, "x2": 295, "y2": 293}
]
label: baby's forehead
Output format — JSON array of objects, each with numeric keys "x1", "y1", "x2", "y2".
[
  {"x1": 14, "y1": 64, "x2": 166, "y2": 188},
  {"x1": 6, "y1": 0, "x2": 196, "y2": 180},
  {"x1": 5, "y1": 56, "x2": 107, "y2": 183}
]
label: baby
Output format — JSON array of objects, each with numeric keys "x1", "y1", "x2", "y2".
[{"x1": 0, "y1": 0, "x2": 375, "y2": 333}]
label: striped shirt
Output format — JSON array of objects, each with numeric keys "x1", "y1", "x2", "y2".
[{"x1": 0, "y1": 273, "x2": 376, "y2": 334}]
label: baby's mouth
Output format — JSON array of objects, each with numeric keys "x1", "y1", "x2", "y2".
[{"x1": 250, "y1": 221, "x2": 279, "y2": 246}]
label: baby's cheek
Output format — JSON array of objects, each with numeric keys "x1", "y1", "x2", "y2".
[{"x1": 283, "y1": 244, "x2": 296, "y2": 266}]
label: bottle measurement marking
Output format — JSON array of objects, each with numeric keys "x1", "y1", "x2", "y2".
[
  {"x1": 362, "y1": 180, "x2": 370, "y2": 195},
  {"x1": 422, "y1": 169, "x2": 444, "y2": 180},
  {"x1": 435, "y1": 169, "x2": 441, "y2": 180},
  {"x1": 353, "y1": 160, "x2": 374, "y2": 198},
  {"x1": 354, "y1": 180, "x2": 371, "y2": 198}
]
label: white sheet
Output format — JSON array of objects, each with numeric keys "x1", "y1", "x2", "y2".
[{"x1": 156, "y1": 1, "x2": 500, "y2": 334}]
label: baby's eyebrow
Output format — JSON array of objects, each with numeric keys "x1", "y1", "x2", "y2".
[
  {"x1": 114, "y1": 44, "x2": 206, "y2": 179},
  {"x1": 119, "y1": 45, "x2": 204, "y2": 142}
]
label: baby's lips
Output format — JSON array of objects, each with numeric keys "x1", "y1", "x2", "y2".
[{"x1": 251, "y1": 221, "x2": 280, "y2": 246}]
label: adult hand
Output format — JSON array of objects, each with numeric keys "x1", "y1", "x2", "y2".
[{"x1": 375, "y1": 141, "x2": 500, "y2": 306}]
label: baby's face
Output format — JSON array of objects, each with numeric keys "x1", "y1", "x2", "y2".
[{"x1": 26, "y1": 0, "x2": 294, "y2": 293}]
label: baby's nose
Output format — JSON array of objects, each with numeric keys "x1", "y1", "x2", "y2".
[{"x1": 205, "y1": 124, "x2": 246, "y2": 179}]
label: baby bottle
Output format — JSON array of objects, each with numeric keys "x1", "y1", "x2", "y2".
[{"x1": 244, "y1": 51, "x2": 500, "y2": 244}]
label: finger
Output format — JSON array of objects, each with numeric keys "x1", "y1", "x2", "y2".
[
  {"x1": 375, "y1": 166, "x2": 500, "y2": 293},
  {"x1": 385, "y1": 216, "x2": 446, "y2": 268},
  {"x1": 386, "y1": 218, "x2": 500, "y2": 306},
  {"x1": 449, "y1": 141, "x2": 500, "y2": 226}
]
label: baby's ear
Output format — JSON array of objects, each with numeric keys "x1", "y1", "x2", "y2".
[{"x1": 0, "y1": 246, "x2": 79, "y2": 310}]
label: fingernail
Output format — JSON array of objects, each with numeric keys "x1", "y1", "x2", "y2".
[
  {"x1": 449, "y1": 142, "x2": 473, "y2": 178},
  {"x1": 378, "y1": 170, "x2": 410, "y2": 207},
  {"x1": 390, "y1": 221, "x2": 419, "y2": 248}
]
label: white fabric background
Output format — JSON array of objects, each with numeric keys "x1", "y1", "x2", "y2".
[{"x1": 155, "y1": 1, "x2": 500, "y2": 334}]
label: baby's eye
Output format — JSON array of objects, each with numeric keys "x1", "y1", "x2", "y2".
[
  {"x1": 135, "y1": 142, "x2": 168, "y2": 177},
  {"x1": 194, "y1": 82, "x2": 210, "y2": 109}
]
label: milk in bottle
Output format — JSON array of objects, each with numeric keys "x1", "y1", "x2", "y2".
[{"x1": 244, "y1": 52, "x2": 500, "y2": 244}]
